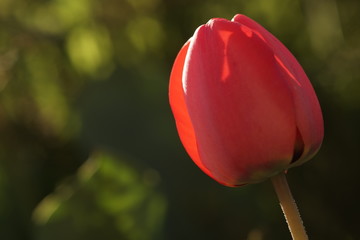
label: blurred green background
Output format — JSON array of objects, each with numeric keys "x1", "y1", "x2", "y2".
[{"x1": 0, "y1": 0, "x2": 359, "y2": 239}]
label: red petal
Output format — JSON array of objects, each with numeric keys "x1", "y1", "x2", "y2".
[
  {"x1": 169, "y1": 40, "x2": 213, "y2": 178},
  {"x1": 232, "y1": 14, "x2": 324, "y2": 165},
  {"x1": 183, "y1": 19, "x2": 297, "y2": 185}
]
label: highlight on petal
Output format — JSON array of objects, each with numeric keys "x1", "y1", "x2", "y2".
[{"x1": 169, "y1": 40, "x2": 212, "y2": 178}]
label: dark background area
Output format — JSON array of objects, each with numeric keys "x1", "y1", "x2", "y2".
[{"x1": 0, "y1": 0, "x2": 359, "y2": 239}]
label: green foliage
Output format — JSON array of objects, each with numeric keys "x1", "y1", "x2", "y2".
[{"x1": 32, "y1": 152, "x2": 166, "y2": 240}]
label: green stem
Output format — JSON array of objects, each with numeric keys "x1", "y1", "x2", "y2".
[{"x1": 271, "y1": 172, "x2": 309, "y2": 240}]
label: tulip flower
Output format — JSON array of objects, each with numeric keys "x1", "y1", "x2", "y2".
[
  {"x1": 169, "y1": 14, "x2": 323, "y2": 240},
  {"x1": 169, "y1": 14, "x2": 323, "y2": 187}
]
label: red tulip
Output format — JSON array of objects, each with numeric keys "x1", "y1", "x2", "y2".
[{"x1": 169, "y1": 14, "x2": 323, "y2": 187}]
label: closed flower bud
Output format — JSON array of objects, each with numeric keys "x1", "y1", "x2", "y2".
[{"x1": 169, "y1": 14, "x2": 324, "y2": 187}]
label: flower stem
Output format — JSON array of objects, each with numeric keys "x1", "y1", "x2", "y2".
[{"x1": 271, "y1": 172, "x2": 309, "y2": 240}]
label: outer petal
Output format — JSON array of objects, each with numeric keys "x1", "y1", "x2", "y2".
[
  {"x1": 169, "y1": 40, "x2": 213, "y2": 179},
  {"x1": 183, "y1": 19, "x2": 297, "y2": 186},
  {"x1": 232, "y1": 14, "x2": 324, "y2": 165}
]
